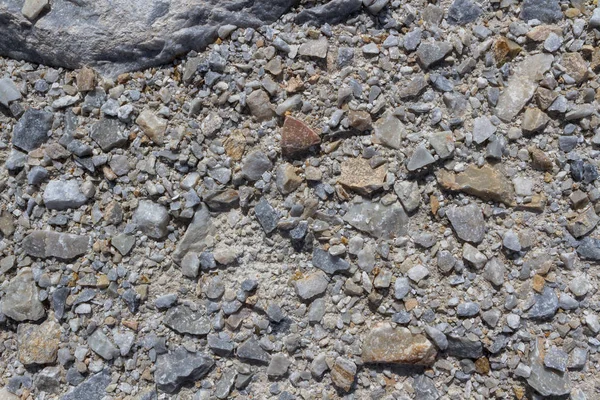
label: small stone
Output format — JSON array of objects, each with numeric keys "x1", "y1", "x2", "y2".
[
  {"x1": 43, "y1": 180, "x2": 87, "y2": 210},
  {"x1": 424, "y1": 326, "x2": 448, "y2": 351},
  {"x1": 437, "y1": 164, "x2": 515, "y2": 206},
  {"x1": 76, "y1": 67, "x2": 96, "y2": 92},
  {"x1": 247, "y1": 89, "x2": 275, "y2": 121},
  {"x1": 544, "y1": 347, "x2": 568, "y2": 372},
  {"x1": 281, "y1": 116, "x2": 321, "y2": 157},
  {"x1": 298, "y1": 38, "x2": 329, "y2": 59},
  {"x1": 503, "y1": 230, "x2": 522, "y2": 251},
  {"x1": 21, "y1": 0, "x2": 49, "y2": 20},
  {"x1": 483, "y1": 257, "x2": 505, "y2": 286},
  {"x1": 407, "y1": 264, "x2": 429, "y2": 282},
  {"x1": 338, "y1": 157, "x2": 386, "y2": 195},
  {"x1": 528, "y1": 287, "x2": 559, "y2": 320},
  {"x1": 164, "y1": 305, "x2": 211, "y2": 336},
  {"x1": 407, "y1": 146, "x2": 435, "y2": 171},
  {"x1": 136, "y1": 109, "x2": 167, "y2": 144},
  {"x1": 215, "y1": 369, "x2": 237, "y2": 399},
  {"x1": 294, "y1": 271, "x2": 329, "y2": 301},
  {"x1": 0, "y1": 78, "x2": 21, "y2": 107},
  {"x1": 521, "y1": 108, "x2": 550, "y2": 134},
  {"x1": 347, "y1": 110, "x2": 372, "y2": 131},
  {"x1": 569, "y1": 275, "x2": 590, "y2": 297},
  {"x1": 133, "y1": 200, "x2": 170, "y2": 239},
  {"x1": 276, "y1": 163, "x2": 302, "y2": 195},
  {"x1": 12, "y1": 109, "x2": 53, "y2": 152},
  {"x1": 330, "y1": 357, "x2": 356, "y2": 392},
  {"x1": 416, "y1": 41, "x2": 453, "y2": 68},
  {"x1": 88, "y1": 330, "x2": 118, "y2": 360},
  {"x1": 569, "y1": 348, "x2": 587, "y2": 370},
  {"x1": 413, "y1": 375, "x2": 439, "y2": 400},
  {"x1": 447, "y1": 0, "x2": 482, "y2": 25},
  {"x1": 61, "y1": 369, "x2": 111, "y2": 400},
  {"x1": 343, "y1": 201, "x2": 408, "y2": 239},
  {"x1": 237, "y1": 337, "x2": 271, "y2": 364},
  {"x1": 520, "y1": 0, "x2": 562, "y2": 23},
  {"x1": 154, "y1": 294, "x2": 178, "y2": 310},
  {"x1": 208, "y1": 334, "x2": 235, "y2": 356},
  {"x1": 472, "y1": 116, "x2": 496, "y2": 144},
  {"x1": 567, "y1": 207, "x2": 599, "y2": 239},
  {"x1": 155, "y1": 347, "x2": 214, "y2": 394},
  {"x1": 361, "y1": 323, "x2": 437, "y2": 365},
  {"x1": 561, "y1": 52, "x2": 588, "y2": 84},
  {"x1": 404, "y1": 29, "x2": 422, "y2": 51},
  {"x1": 527, "y1": 339, "x2": 571, "y2": 397},
  {"x1": 446, "y1": 204, "x2": 485, "y2": 244},
  {"x1": 267, "y1": 354, "x2": 291, "y2": 377},
  {"x1": 2, "y1": 268, "x2": 45, "y2": 322},
  {"x1": 394, "y1": 180, "x2": 420, "y2": 213},
  {"x1": 18, "y1": 319, "x2": 60, "y2": 366},
  {"x1": 457, "y1": 302, "x2": 480, "y2": 317},
  {"x1": 242, "y1": 151, "x2": 273, "y2": 181},
  {"x1": 482, "y1": 309, "x2": 502, "y2": 327},
  {"x1": 543, "y1": 32, "x2": 562, "y2": 53},
  {"x1": 312, "y1": 248, "x2": 350, "y2": 275},
  {"x1": 90, "y1": 118, "x2": 128, "y2": 152},
  {"x1": 111, "y1": 234, "x2": 135, "y2": 256},
  {"x1": 373, "y1": 115, "x2": 403, "y2": 149},
  {"x1": 255, "y1": 198, "x2": 279, "y2": 234},
  {"x1": 446, "y1": 334, "x2": 483, "y2": 359}
]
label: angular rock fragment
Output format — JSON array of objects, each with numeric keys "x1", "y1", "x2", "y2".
[
  {"x1": 446, "y1": 334, "x2": 483, "y2": 359},
  {"x1": 447, "y1": 0, "x2": 482, "y2": 25},
  {"x1": 173, "y1": 205, "x2": 213, "y2": 265},
  {"x1": 561, "y1": 52, "x2": 588, "y2": 84},
  {"x1": 255, "y1": 198, "x2": 279, "y2": 234},
  {"x1": 247, "y1": 89, "x2": 275, "y2": 121},
  {"x1": 362, "y1": 323, "x2": 436, "y2": 365},
  {"x1": 527, "y1": 338, "x2": 571, "y2": 397},
  {"x1": 242, "y1": 150, "x2": 273, "y2": 181},
  {"x1": 338, "y1": 157, "x2": 386, "y2": 195},
  {"x1": 436, "y1": 164, "x2": 515, "y2": 206},
  {"x1": 0, "y1": 78, "x2": 21, "y2": 107},
  {"x1": 281, "y1": 116, "x2": 321, "y2": 157},
  {"x1": 43, "y1": 180, "x2": 88, "y2": 210},
  {"x1": 296, "y1": 0, "x2": 362, "y2": 25},
  {"x1": 164, "y1": 305, "x2": 211, "y2": 336},
  {"x1": 373, "y1": 115, "x2": 403, "y2": 149},
  {"x1": 90, "y1": 118, "x2": 128, "y2": 152},
  {"x1": 294, "y1": 271, "x2": 329, "y2": 301},
  {"x1": 12, "y1": 109, "x2": 53, "y2": 152},
  {"x1": 344, "y1": 201, "x2": 408, "y2": 239},
  {"x1": 520, "y1": 0, "x2": 562, "y2": 23},
  {"x1": 237, "y1": 337, "x2": 271, "y2": 364},
  {"x1": 18, "y1": 319, "x2": 61, "y2": 366},
  {"x1": 22, "y1": 230, "x2": 90, "y2": 260},
  {"x1": 446, "y1": 204, "x2": 485, "y2": 243},
  {"x1": 394, "y1": 180, "x2": 420, "y2": 213},
  {"x1": 155, "y1": 347, "x2": 214, "y2": 394},
  {"x1": 88, "y1": 330, "x2": 118, "y2": 360},
  {"x1": 276, "y1": 163, "x2": 302, "y2": 194},
  {"x1": 407, "y1": 146, "x2": 435, "y2": 171},
  {"x1": 136, "y1": 109, "x2": 167, "y2": 144},
  {"x1": 330, "y1": 357, "x2": 356, "y2": 392},
  {"x1": 528, "y1": 287, "x2": 559, "y2": 320},
  {"x1": 133, "y1": 200, "x2": 170, "y2": 239},
  {"x1": 61, "y1": 369, "x2": 111, "y2": 400},
  {"x1": 2, "y1": 269, "x2": 44, "y2": 322},
  {"x1": 567, "y1": 207, "x2": 599, "y2": 238},
  {"x1": 416, "y1": 41, "x2": 452, "y2": 69},
  {"x1": 298, "y1": 38, "x2": 329, "y2": 59},
  {"x1": 312, "y1": 248, "x2": 350, "y2": 274}
]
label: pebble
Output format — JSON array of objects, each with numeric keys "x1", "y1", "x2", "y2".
[
  {"x1": 446, "y1": 204, "x2": 485, "y2": 244},
  {"x1": 154, "y1": 347, "x2": 214, "y2": 394},
  {"x1": 361, "y1": 323, "x2": 436, "y2": 365},
  {"x1": 12, "y1": 109, "x2": 54, "y2": 152},
  {"x1": 133, "y1": 200, "x2": 170, "y2": 239}
]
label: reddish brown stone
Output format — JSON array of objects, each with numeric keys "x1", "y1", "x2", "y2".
[{"x1": 281, "y1": 116, "x2": 321, "y2": 157}]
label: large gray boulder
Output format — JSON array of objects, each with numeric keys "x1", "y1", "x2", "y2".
[{"x1": 0, "y1": 0, "x2": 298, "y2": 77}]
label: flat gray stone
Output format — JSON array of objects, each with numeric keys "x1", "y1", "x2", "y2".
[
  {"x1": 22, "y1": 230, "x2": 90, "y2": 260},
  {"x1": 343, "y1": 201, "x2": 409, "y2": 239},
  {"x1": 164, "y1": 305, "x2": 211, "y2": 336},
  {"x1": 407, "y1": 146, "x2": 435, "y2": 171},
  {"x1": 237, "y1": 337, "x2": 270, "y2": 364},
  {"x1": 88, "y1": 330, "x2": 118, "y2": 360},
  {"x1": 90, "y1": 118, "x2": 128, "y2": 151},
  {"x1": 173, "y1": 204, "x2": 213, "y2": 264},
  {"x1": 527, "y1": 339, "x2": 571, "y2": 397},
  {"x1": 0, "y1": 77, "x2": 21, "y2": 107},
  {"x1": 312, "y1": 248, "x2": 350, "y2": 275},
  {"x1": 2, "y1": 268, "x2": 45, "y2": 322},
  {"x1": 12, "y1": 109, "x2": 53, "y2": 152},
  {"x1": 43, "y1": 180, "x2": 87, "y2": 210},
  {"x1": 528, "y1": 287, "x2": 559, "y2": 320},
  {"x1": 416, "y1": 41, "x2": 452, "y2": 69},
  {"x1": 296, "y1": 0, "x2": 362, "y2": 25},
  {"x1": 61, "y1": 369, "x2": 111, "y2": 400},
  {"x1": 446, "y1": 204, "x2": 485, "y2": 244},
  {"x1": 133, "y1": 200, "x2": 170, "y2": 239},
  {"x1": 155, "y1": 347, "x2": 214, "y2": 394},
  {"x1": 294, "y1": 271, "x2": 329, "y2": 301}
]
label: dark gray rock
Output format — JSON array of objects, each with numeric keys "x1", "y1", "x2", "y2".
[
  {"x1": 446, "y1": 334, "x2": 483, "y2": 359},
  {"x1": 154, "y1": 347, "x2": 214, "y2": 394},
  {"x1": 416, "y1": 41, "x2": 452, "y2": 69},
  {"x1": 164, "y1": 305, "x2": 211, "y2": 336},
  {"x1": 527, "y1": 339, "x2": 571, "y2": 397},
  {"x1": 296, "y1": 0, "x2": 362, "y2": 25},
  {"x1": 61, "y1": 369, "x2": 111, "y2": 400},
  {"x1": 0, "y1": 0, "x2": 298, "y2": 77},
  {"x1": 413, "y1": 375, "x2": 439, "y2": 400},
  {"x1": 312, "y1": 248, "x2": 350, "y2": 274},
  {"x1": 90, "y1": 118, "x2": 128, "y2": 152},
  {"x1": 22, "y1": 230, "x2": 90, "y2": 260},
  {"x1": 255, "y1": 198, "x2": 279, "y2": 234},
  {"x1": 528, "y1": 287, "x2": 559, "y2": 320},
  {"x1": 242, "y1": 151, "x2": 273, "y2": 181},
  {"x1": 208, "y1": 333, "x2": 235, "y2": 356},
  {"x1": 12, "y1": 109, "x2": 53, "y2": 152},
  {"x1": 577, "y1": 237, "x2": 600, "y2": 260},
  {"x1": 520, "y1": 0, "x2": 562, "y2": 23},
  {"x1": 447, "y1": 0, "x2": 482, "y2": 25},
  {"x1": 237, "y1": 337, "x2": 271, "y2": 364}
]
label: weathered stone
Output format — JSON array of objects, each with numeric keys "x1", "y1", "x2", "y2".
[
  {"x1": 567, "y1": 206, "x2": 599, "y2": 238},
  {"x1": 18, "y1": 319, "x2": 60, "y2": 366},
  {"x1": 111, "y1": 234, "x2": 135, "y2": 256},
  {"x1": 296, "y1": 0, "x2": 362, "y2": 25},
  {"x1": 242, "y1": 150, "x2": 273, "y2": 181},
  {"x1": 22, "y1": 230, "x2": 90, "y2": 260},
  {"x1": 447, "y1": 0, "x2": 482, "y2": 25},
  {"x1": 413, "y1": 375, "x2": 439, "y2": 400},
  {"x1": 362, "y1": 323, "x2": 436, "y2": 365},
  {"x1": 237, "y1": 337, "x2": 270, "y2": 364},
  {"x1": 76, "y1": 66, "x2": 96, "y2": 92},
  {"x1": 173, "y1": 205, "x2": 213, "y2": 264},
  {"x1": 343, "y1": 201, "x2": 409, "y2": 239},
  {"x1": 527, "y1": 338, "x2": 571, "y2": 397},
  {"x1": 407, "y1": 146, "x2": 435, "y2": 171},
  {"x1": 266, "y1": 354, "x2": 291, "y2": 377},
  {"x1": 294, "y1": 271, "x2": 329, "y2": 301},
  {"x1": 398, "y1": 75, "x2": 427, "y2": 100},
  {"x1": 495, "y1": 54, "x2": 554, "y2": 122},
  {"x1": 561, "y1": 52, "x2": 588, "y2": 84},
  {"x1": 492, "y1": 37, "x2": 521, "y2": 65},
  {"x1": 133, "y1": 200, "x2": 170, "y2": 239},
  {"x1": 2, "y1": 268, "x2": 45, "y2": 322},
  {"x1": 373, "y1": 115, "x2": 403, "y2": 149},
  {"x1": 436, "y1": 164, "x2": 515, "y2": 206},
  {"x1": 520, "y1": 0, "x2": 562, "y2": 23},
  {"x1": 21, "y1": 0, "x2": 49, "y2": 20},
  {"x1": 298, "y1": 38, "x2": 329, "y2": 59},
  {"x1": 312, "y1": 248, "x2": 350, "y2": 275},
  {"x1": 446, "y1": 334, "x2": 483, "y2": 359},
  {"x1": 446, "y1": 204, "x2": 485, "y2": 243},
  {"x1": 62, "y1": 369, "x2": 111, "y2": 400},
  {"x1": 276, "y1": 163, "x2": 302, "y2": 195},
  {"x1": 43, "y1": 180, "x2": 87, "y2": 210},
  {"x1": 338, "y1": 157, "x2": 386, "y2": 195},
  {"x1": 472, "y1": 116, "x2": 496, "y2": 144},
  {"x1": 12, "y1": 109, "x2": 53, "y2": 152},
  {"x1": 246, "y1": 89, "x2": 275, "y2": 121},
  {"x1": 155, "y1": 347, "x2": 214, "y2": 394},
  {"x1": 416, "y1": 41, "x2": 452, "y2": 68},
  {"x1": 88, "y1": 330, "x2": 118, "y2": 360},
  {"x1": 394, "y1": 180, "x2": 420, "y2": 213},
  {"x1": 90, "y1": 118, "x2": 128, "y2": 152},
  {"x1": 521, "y1": 108, "x2": 550, "y2": 134},
  {"x1": 0, "y1": 77, "x2": 21, "y2": 107},
  {"x1": 330, "y1": 357, "x2": 356, "y2": 392},
  {"x1": 528, "y1": 287, "x2": 559, "y2": 320},
  {"x1": 281, "y1": 116, "x2": 321, "y2": 157},
  {"x1": 164, "y1": 305, "x2": 211, "y2": 336},
  {"x1": 136, "y1": 109, "x2": 167, "y2": 144},
  {"x1": 483, "y1": 257, "x2": 505, "y2": 287},
  {"x1": 254, "y1": 198, "x2": 279, "y2": 234}
]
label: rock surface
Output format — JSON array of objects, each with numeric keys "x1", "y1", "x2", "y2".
[{"x1": 361, "y1": 323, "x2": 437, "y2": 365}]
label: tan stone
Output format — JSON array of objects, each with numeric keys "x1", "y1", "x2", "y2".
[
  {"x1": 330, "y1": 357, "x2": 356, "y2": 392},
  {"x1": 348, "y1": 110, "x2": 372, "y2": 132},
  {"x1": 76, "y1": 67, "x2": 96, "y2": 92},
  {"x1": 492, "y1": 37, "x2": 521, "y2": 65},
  {"x1": 528, "y1": 147, "x2": 553, "y2": 171},
  {"x1": 361, "y1": 323, "x2": 437, "y2": 366},
  {"x1": 436, "y1": 164, "x2": 515, "y2": 206},
  {"x1": 18, "y1": 319, "x2": 61, "y2": 366},
  {"x1": 281, "y1": 116, "x2": 321, "y2": 157},
  {"x1": 535, "y1": 87, "x2": 558, "y2": 110},
  {"x1": 522, "y1": 108, "x2": 550, "y2": 134},
  {"x1": 526, "y1": 25, "x2": 562, "y2": 42},
  {"x1": 561, "y1": 52, "x2": 588, "y2": 84},
  {"x1": 338, "y1": 157, "x2": 386, "y2": 196},
  {"x1": 136, "y1": 109, "x2": 167, "y2": 144},
  {"x1": 223, "y1": 130, "x2": 246, "y2": 161}
]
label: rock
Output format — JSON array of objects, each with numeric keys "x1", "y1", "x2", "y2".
[
  {"x1": 394, "y1": 277, "x2": 411, "y2": 299},
  {"x1": 447, "y1": 0, "x2": 482, "y2": 25},
  {"x1": 446, "y1": 334, "x2": 483, "y2": 359},
  {"x1": 394, "y1": 180, "x2": 420, "y2": 213},
  {"x1": 2, "y1": 268, "x2": 45, "y2": 321},
  {"x1": 446, "y1": 204, "x2": 485, "y2": 243},
  {"x1": 576, "y1": 237, "x2": 600, "y2": 260},
  {"x1": 569, "y1": 275, "x2": 590, "y2": 297},
  {"x1": 246, "y1": 89, "x2": 275, "y2": 121},
  {"x1": 521, "y1": 108, "x2": 550, "y2": 134},
  {"x1": 544, "y1": 347, "x2": 568, "y2": 372},
  {"x1": 0, "y1": 77, "x2": 21, "y2": 107},
  {"x1": 520, "y1": 0, "x2": 562, "y2": 23},
  {"x1": 294, "y1": 271, "x2": 329, "y2": 301},
  {"x1": 436, "y1": 164, "x2": 515, "y2": 206},
  {"x1": 43, "y1": 180, "x2": 87, "y2": 210},
  {"x1": 237, "y1": 337, "x2": 271, "y2": 364},
  {"x1": 495, "y1": 54, "x2": 554, "y2": 122},
  {"x1": 0, "y1": 0, "x2": 297, "y2": 76},
  {"x1": 528, "y1": 287, "x2": 559, "y2": 320},
  {"x1": 133, "y1": 200, "x2": 170, "y2": 239},
  {"x1": 566, "y1": 104, "x2": 595, "y2": 121},
  {"x1": 424, "y1": 326, "x2": 448, "y2": 351},
  {"x1": 373, "y1": 115, "x2": 403, "y2": 149},
  {"x1": 503, "y1": 230, "x2": 521, "y2": 252},
  {"x1": 281, "y1": 116, "x2": 321, "y2": 157},
  {"x1": 208, "y1": 334, "x2": 235, "y2": 356},
  {"x1": 242, "y1": 151, "x2": 273, "y2": 181},
  {"x1": 527, "y1": 338, "x2": 571, "y2": 397},
  {"x1": 267, "y1": 354, "x2": 291, "y2": 377},
  {"x1": 90, "y1": 118, "x2": 128, "y2": 152},
  {"x1": 362, "y1": 323, "x2": 437, "y2": 365},
  {"x1": 62, "y1": 369, "x2": 111, "y2": 400},
  {"x1": 155, "y1": 347, "x2": 214, "y2": 394},
  {"x1": 561, "y1": 52, "x2": 588, "y2": 84},
  {"x1": 17, "y1": 319, "x2": 60, "y2": 366},
  {"x1": 413, "y1": 375, "x2": 439, "y2": 399},
  {"x1": 164, "y1": 305, "x2": 211, "y2": 336},
  {"x1": 88, "y1": 330, "x2": 118, "y2": 360},
  {"x1": 12, "y1": 109, "x2": 53, "y2": 152},
  {"x1": 299, "y1": 38, "x2": 329, "y2": 59},
  {"x1": 173, "y1": 205, "x2": 213, "y2": 265},
  {"x1": 312, "y1": 248, "x2": 350, "y2": 274},
  {"x1": 591, "y1": 8, "x2": 600, "y2": 29},
  {"x1": 136, "y1": 109, "x2": 167, "y2": 144},
  {"x1": 472, "y1": 116, "x2": 496, "y2": 144},
  {"x1": 343, "y1": 201, "x2": 409, "y2": 239},
  {"x1": 215, "y1": 369, "x2": 237, "y2": 399},
  {"x1": 111, "y1": 234, "x2": 135, "y2": 256},
  {"x1": 338, "y1": 157, "x2": 386, "y2": 195},
  {"x1": 348, "y1": 110, "x2": 372, "y2": 131},
  {"x1": 297, "y1": 0, "x2": 362, "y2": 24},
  {"x1": 463, "y1": 243, "x2": 487, "y2": 269},
  {"x1": 76, "y1": 66, "x2": 96, "y2": 92},
  {"x1": 276, "y1": 163, "x2": 302, "y2": 195},
  {"x1": 529, "y1": 147, "x2": 553, "y2": 171},
  {"x1": 254, "y1": 198, "x2": 279, "y2": 234},
  {"x1": 483, "y1": 257, "x2": 505, "y2": 286},
  {"x1": 407, "y1": 146, "x2": 435, "y2": 171},
  {"x1": 567, "y1": 206, "x2": 599, "y2": 238},
  {"x1": 457, "y1": 302, "x2": 480, "y2": 317},
  {"x1": 21, "y1": 0, "x2": 49, "y2": 20},
  {"x1": 22, "y1": 230, "x2": 90, "y2": 260},
  {"x1": 330, "y1": 357, "x2": 356, "y2": 392},
  {"x1": 416, "y1": 41, "x2": 452, "y2": 69}
]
